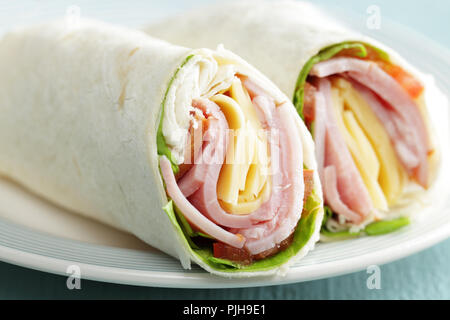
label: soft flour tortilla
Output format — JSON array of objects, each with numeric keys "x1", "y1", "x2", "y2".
[
  {"x1": 145, "y1": 0, "x2": 441, "y2": 233},
  {"x1": 145, "y1": 0, "x2": 353, "y2": 100},
  {"x1": 0, "y1": 18, "x2": 323, "y2": 277}
]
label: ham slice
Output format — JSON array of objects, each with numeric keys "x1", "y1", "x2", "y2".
[
  {"x1": 160, "y1": 156, "x2": 245, "y2": 248},
  {"x1": 311, "y1": 57, "x2": 430, "y2": 187},
  {"x1": 323, "y1": 166, "x2": 364, "y2": 223},
  {"x1": 312, "y1": 89, "x2": 326, "y2": 183},
  {"x1": 314, "y1": 78, "x2": 372, "y2": 224},
  {"x1": 229, "y1": 100, "x2": 304, "y2": 254}
]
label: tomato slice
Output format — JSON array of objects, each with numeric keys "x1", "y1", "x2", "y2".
[
  {"x1": 252, "y1": 231, "x2": 295, "y2": 260},
  {"x1": 303, "y1": 82, "x2": 317, "y2": 126},
  {"x1": 213, "y1": 242, "x2": 253, "y2": 265},
  {"x1": 303, "y1": 169, "x2": 314, "y2": 203},
  {"x1": 376, "y1": 61, "x2": 424, "y2": 99},
  {"x1": 337, "y1": 45, "x2": 424, "y2": 99}
]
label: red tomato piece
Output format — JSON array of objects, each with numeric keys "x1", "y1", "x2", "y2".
[
  {"x1": 213, "y1": 242, "x2": 253, "y2": 265},
  {"x1": 303, "y1": 169, "x2": 314, "y2": 203},
  {"x1": 303, "y1": 82, "x2": 317, "y2": 126}
]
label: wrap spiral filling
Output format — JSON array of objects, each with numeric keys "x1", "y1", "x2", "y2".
[
  {"x1": 301, "y1": 44, "x2": 434, "y2": 227},
  {"x1": 160, "y1": 57, "x2": 315, "y2": 265}
]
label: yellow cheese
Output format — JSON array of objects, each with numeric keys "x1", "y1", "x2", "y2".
[
  {"x1": 343, "y1": 110, "x2": 388, "y2": 211},
  {"x1": 220, "y1": 178, "x2": 271, "y2": 215},
  {"x1": 238, "y1": 122, "x2": 256, "y2": 191},
  {"x1": 211, "y1": 78, "x2": 271, "y2": 215},
  {"x1": 330, "y1": 87, "x2": 388, "y2": 211},
  {"x1": 211, "y1": 94, "x2": 247, "y2": 205},
  {"x1": 332, "y1": 78, "x2": 406, "y2": 206},
  {"x1": 254, "y1": 136, "x2": 269, "y2": 194},
  {"x1": 229, "y1": 78, "x2": 260, "y2": 125},
  {"x1": 230, "y1": 78, "x2": 270, "y2": 193},
  {"x1": 210, "y1": 94, "x2": 245, "y2": 130},
  {"x1": 239, "y1": 147, "x2": 267, "y2": 201}
]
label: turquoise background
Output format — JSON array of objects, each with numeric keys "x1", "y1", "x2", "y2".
[{"x1": 0, "y1": 0, "x2": 449, "y2": 299}]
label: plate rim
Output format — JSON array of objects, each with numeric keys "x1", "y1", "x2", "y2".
[{"x1": 1, "y1": 216, "x2": 449, "y2": 289}]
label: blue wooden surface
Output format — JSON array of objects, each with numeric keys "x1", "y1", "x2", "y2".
[{"x1": 0, "y1": 0, "x2": 449, "y2": 299}]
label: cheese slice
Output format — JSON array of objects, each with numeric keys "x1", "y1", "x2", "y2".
[
  {"x1": 332, "y1": 78, "x2": 406, "y2": 206},
  {"x1": 212, "y1": 78, "x2": 271, "y2": 215},
  {"x1": 330, "y1": 87, "x2": 388, "y2": 211},
  {"x1": 220, "y1": 178, "x2": 271, "y2": 215},
  {"x1": 210, "y1": 94, "x2": 245, "y2": 130},
  {"x1": 230, "y1": 78, "x2": 270, "y2": 191},
  {"x1": 212, "y1": 94, "x2": 247, "y2": 205},
  {"x1": 343, "y1": 109, "x2": 388, "y2": 211}
]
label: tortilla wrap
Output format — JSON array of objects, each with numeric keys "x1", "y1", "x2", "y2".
[{"x1": 0, "y1": 18, "x2": 323, "y2": 276}]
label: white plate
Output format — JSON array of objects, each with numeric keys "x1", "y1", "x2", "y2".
[{"x1": 0, "y1": 2, "x2": 449, "y2": 288}]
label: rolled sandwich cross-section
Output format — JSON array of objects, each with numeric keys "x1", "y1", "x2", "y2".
[
  {"x1": 158, "y1": 46, "x2": 324, "y2": 272},
  {"x1": 145, "y1": 0, "x2": 440, "y2": 238},
  {"x1": 0, "y1": 19, "x2": 323, "y2": 276},
  {"x1": 300, "y1": 49, "x2": 436, "y2": 234}
]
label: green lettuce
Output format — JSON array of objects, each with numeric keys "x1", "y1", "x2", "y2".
[
  {"x1": 321, "y1": 217, "x2": 410, "y2": 240},
  {"x1": 364, "y1": 217, "x2": 410, "y2": 236},
  {"x1": 293, "y1": 41, "x2": 389, "y2": 120}
]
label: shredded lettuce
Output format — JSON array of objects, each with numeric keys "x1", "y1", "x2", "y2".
[{"x1": 156, "y1": 54, "x2": 195, "y2": 174}]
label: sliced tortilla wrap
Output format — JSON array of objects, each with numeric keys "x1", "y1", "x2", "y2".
[
  {"x1": 0, "y1": 18, "x2": 323, "y2": 276},
  {"x1": 145, "y1": 0, "x2": 440, "y2": 238}
]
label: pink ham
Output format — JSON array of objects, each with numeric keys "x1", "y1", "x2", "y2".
[
  {"x1": 312, "y1": 91, "x2": 326, "y2": 182},
  {"x1": 242, "y1": 77, "x2": 272, "y2": 100},
  {"x1": 323, "y1": 166, "x2": 364, "y2": 223},
  {"x1": 176, "y1": 119, "x2": 208, "y2": 197},
  {"x1": 310, "y1": 57, "x2": 430, "y2": 187},
  {"x1": 160, "y1": 156, "x2": 245, "y2": 248},
  {"x1": 187, "y1": 95, "x2": 304, "y2": 255},
  {"x1": 177, "y1": 161, "x2": 207, "y2": 198},
  {"x1": 229, "y1": 99, "x2": 304, "y2": 254},
  {"x1": 315, "y1": 78, "x2": 372, "y2": 224}
]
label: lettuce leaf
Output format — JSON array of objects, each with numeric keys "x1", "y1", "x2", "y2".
[
  {"x1": 364, "y1": 217, "x2": 410, "y2": 236},
  {"x1": 293, "y1": 41, "x2": 389, "y2": 120},
  {"x1": 321, "y1": 217, "x2": 410, "y2": 240},
  {"x1": 321, "y1": 229, "x2": 362, "y2": 240}
]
